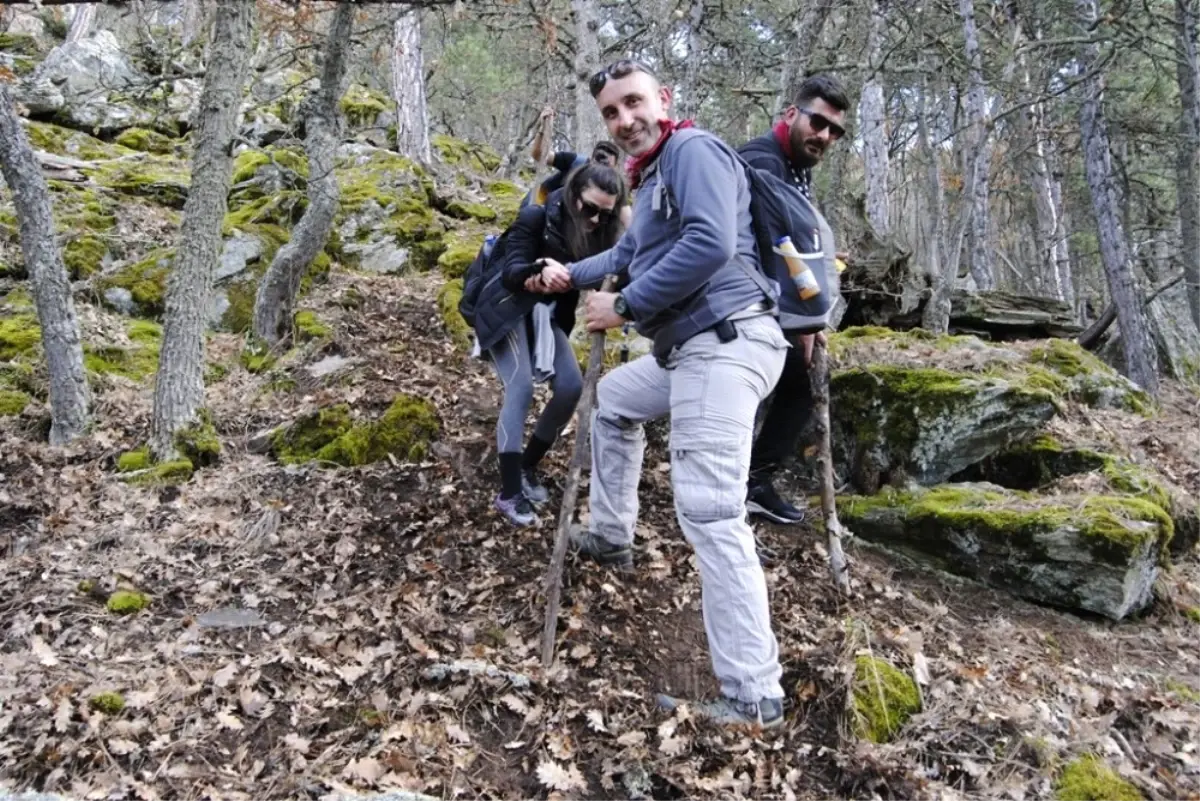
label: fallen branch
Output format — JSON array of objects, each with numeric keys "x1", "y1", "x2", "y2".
[
  {"x1": 809, "y1": 336, "x2": 850, "y2": 592},
  {"x1": 1078, "y1": 271, "x2": 1184, "y2": 351},
  {"x1": 541, "y1": 274, "x2": 618, "y2": 667}
]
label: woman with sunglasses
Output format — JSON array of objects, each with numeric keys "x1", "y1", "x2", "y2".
[{"x1": 472, "y1": 161, "x2": 629, "y2": 526}]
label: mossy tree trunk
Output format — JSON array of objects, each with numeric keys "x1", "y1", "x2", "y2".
[
  {"x1": 150, "y1": 2, "x2": 254, "y2": 459},
  {"x1": 391, "y1": 6, "x2": 431, "y2": 164},
  {"x1": 0, "y1": 84, "x2": 91, "y2": 445},
  {"x1": 252, "y1": 1, "x2": 352, "y2": 347},
  {"x1": 1075, "y1": 0, "x2": 1160, "y2": 395}
]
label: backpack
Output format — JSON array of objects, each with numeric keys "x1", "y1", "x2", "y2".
[
  {"x1": 457, "y1": 232, "x2": 504, "y2": 328},
  {"x1": 653, "y1": 129, "x2": 836, "y2": 334}
]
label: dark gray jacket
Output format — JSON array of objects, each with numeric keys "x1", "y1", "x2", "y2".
[{"x1": 568, "y1": 128, "x2": 771, "y2": 359}]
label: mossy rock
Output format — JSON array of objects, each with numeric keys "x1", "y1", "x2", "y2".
[
  {"x1": 0, "y1": 32, "x2": 40, "y2": 56},
  {"x1": 851, "y1": 656, "x2": 921, "y2": 743},
  {"x1": 831, "y1": 364, "x2": 1058, "y2": 492},
  {"x1": 1053, "y1": 755, "x2": 1142, "y2": 801},
  {"x1": 1028, "y1": 339, "x2": 1152, "y2": 415},
  {"x1": 339, "y1": 85, "x2": 389, "y2": 129},
  {"x1": 97, "y1": 250, "x2": 173, "y2": 317},
  {"x1": 62, "y1": 234, "x2": 109, "y2": 280},
  {"x1": 444, "y1": 199, "x2": 498, "y2": 223},
  {"x1": 106, "y1": 590, "x2": 151, "y2": 615},
  {"x1": 92, "y1": 159, "x2": 190, "y2": 209},
  {"x1": 89, "y1": 691, "x2": 126, "y2": 715},
  {"x1": 114, "y1": 127, "x2": 175, "y2": 155},
  {"x1": 437, "y1": 278, "x2": 470, "y2": 349},
  {"x1": 293, "y1": 310, "x2": 330, "y2": 342},
  {"x1": 0, "y1": 314, "x2": 40, "y2": 360},
  {"x1": 0, "y1": 389, "x2": 30, "y2": 417},
  {"x1": 431, "y1": 134, "x2": 501, "y2": 172},
  {"x1": 838, "y1": 483, "x2": 1172, "y2": 620},
  {"x1": 436, "y1": 240, "x2": 480, "y2": 279},
  {"x1": 271, "y1": 395, "x2": 438, "y2": 467}
]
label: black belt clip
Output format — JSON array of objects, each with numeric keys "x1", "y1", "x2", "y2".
[{"x1": 713, "y1": 319, "x2": 739, "y2": 343}]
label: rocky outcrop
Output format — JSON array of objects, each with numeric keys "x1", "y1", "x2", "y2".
[
  {"x1": 838, "y1": 483, "x2": 1172, "y2": 620},
  {"x1": 1099, "y1": 279, "x2": 1200, "y2": 383}
]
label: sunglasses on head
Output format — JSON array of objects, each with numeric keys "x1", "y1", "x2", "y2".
[
  {"x1": 578, "y1": 199, "x2": 615, "y2": 221},
  {"x1": 589, "y1": 59, "x2": 658, "y2": 98},
  {"x1": 798, "y1": 107, "x2": 846, "y2": 140}
]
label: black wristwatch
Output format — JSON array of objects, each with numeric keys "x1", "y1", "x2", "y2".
[{"x1": 613, "y1": 292, "x2": 634, "y2": 321}]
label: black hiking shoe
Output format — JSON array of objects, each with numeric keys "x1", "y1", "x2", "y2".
[
  {"x1": 521, "y1": 468, "x2": 550, "y2": 505},
  {"x1": 568, "y1": 524, "x2": 634, "y2": 570},
  {"x1": 656, "y1": 693, "x2": 785, "y2": 730},
  {"x1": 747, "y1": 480, "x2": 805, "y2": 524}
]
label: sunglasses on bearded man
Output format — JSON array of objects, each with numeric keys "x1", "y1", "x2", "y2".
[{"x1": 797, "y1": 106, "x2": 846, "y2": 140}]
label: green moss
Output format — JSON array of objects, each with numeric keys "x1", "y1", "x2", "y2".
[
  {"x1": 24, "y1": 121, "x2": 71, "y2": 154},
  {"x1": 121, "y1": 459, "x2": 193, "y2": 487},
  {"x1": 437, "y1": 278, "x2": 470, "y2": 348},
  {"x1": 174, "y1": 411, "x2": 220, "y2": 467},
  {"x1": 271, "y1": 404, "x2": 355, "y2": 464},
  {"x1": 1165, "y1": 679, "x2": 1200, "y2": 701},
  {"x1": 114, "y1": 128, "x2": 174, "y2": 155},
  {"x1": 231, "y1": 150, "x2": 270, "y2": 184},
  {"x1": 0, "y1": 315, "x2": 40, "y2": 360},
  {"x1": 239, "y1": 344, "x2": 277, "y2": 374},
  {"x1": 1028, "y1": 339, "x2": 1153, "y2": 415},
  {"x1": 293, "y1": 310, "x2": 330, "y2": 342},
  {"x1": 431, "y1": 134, "x2": 501, "y2": 172},
  {"x1": 117, "y1": 447, "x2": 151, "y2": 472},
  {"x1": 106, "y1": 591, "x2": 151, "y2": 615},
  {"x1": 313, "y1": 394, "x2": 439, "y2": 467},
  {"x1": 852, "y1": 656, "x2": 921, "y2": 743},
  {"x1": 77, "y1": 579, "x2": 96, "y2": 594},
  {"x1": 222, "y1": 281, "x2": 257, "y2": 335},
  {"x1": 1054, "y1": 755, "x2": 1142, "y2": 801},
  {"x1": 224, "y1": 192, "x2": 306, "y2": 231},
  {"x1": 94, "y1": 161, "x2": 190, "y2": 209},
  {"x1": 84, "y1": 319, "x2": 161, "y2": 381},
  {"x1": 62, "y1": 234, "x2": 108, "y2": 280},
  {"x1": 88, "y1": 692, "x2": 126, "y2": 715},
  {"x1": 1185, "y1": 607, "x2": 1200, "y2": 624},
  {"x1": 339, "y1": 85, "x2": 389, "y2": 128},
  {"x1": 436, "y1": 242, "x2": 480, "y2": 279},
  {"x1": 0, "y1": 32, "x2": 40, "y2": 56},
  {"x1": 444, "y1": 199, "x2": 498, "y2": 222},
  {"x1": 97, "y1": 250, "x2": 173, "y2": 317},
  {"x1": 0, "y1": 390, "x2": 30, "y2": 416}
]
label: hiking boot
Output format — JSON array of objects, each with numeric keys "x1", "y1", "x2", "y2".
[
  {"x1": 747, "y1": 480, "x2": 805, "y2": 525},
  {"x1": 521, "y1": 468, "x2": 550, "y2": 505},
  {"x1": 656, "y1": 693, "x2": 785, "y2": 730},
  {"x1": 494, "y1": 493, "x2": 537, "y2": 527},
  {"x1": 568, "y1": 524, "x2": 633, "y2": 570}
]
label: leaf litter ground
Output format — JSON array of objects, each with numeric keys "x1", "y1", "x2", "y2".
[{"x1": 1, "y1": 270, "x2": 1199, "y2": 801}]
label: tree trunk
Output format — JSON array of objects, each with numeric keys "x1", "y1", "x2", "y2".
[
  {"x1": 860, "y1": 0, "x2": 890, "y2": 235},
  {"x1": 570, "y1": 0, "x2": 605, "y2": 154},
  {"x1": 777, "y1": 1, "x2": 833, "y2": 113},
  {"x1": 180, "y1": 0, "x2": 204, "y2": 48},
  {"x1": 679, "y1": 0, "x2": 704, "y2": 119},
  {"x1": 1176, "y1": 0, "x2": 1200, "y2": 331},
  {"x1": 391, "y1": 7, "x2": 431, "y2": 164},
  {"x1": 65, "y1": 2, "x2": 96, "y2": 42},
  {"x1": 150, "y1": 2, "x2": 254, "y2": 459},
  {"x1": 1075, "y1": 0, "x2": 1159, "y2": 394},
  {"x1": 959, "y1": 0, "x2": 995, "y2": 290},
  {"x1": 916, "y1": 67, "x2": 944, "y2": 317},
  {"x1": 0, "y1": 86, "x2": 90, "y2": 445},
  {"x1": 1048, "y1": 145, "x2": 1076, "y2": 314},
  {"x1": 252, "y1": 2, "x2": 351, "y2": 347}
]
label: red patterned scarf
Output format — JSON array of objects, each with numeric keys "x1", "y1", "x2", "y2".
[{"x1": 627, "y1": 119, "x2": 695, "y2": 189}]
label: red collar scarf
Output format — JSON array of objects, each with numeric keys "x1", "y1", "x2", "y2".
[
  {"x1": 773, "y1": 119, "x2": 795, "y2": 162},
  {"x1": 627, "y1": 119, "x2": 695, "y2": 189}
]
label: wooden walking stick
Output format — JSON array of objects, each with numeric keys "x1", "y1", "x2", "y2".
[
  {"x1": 541, "y1": 275, "x2": 619, "y2": 667},
  {"x1": 809, "y1": 335, "x2": 851, "y2": 592}
]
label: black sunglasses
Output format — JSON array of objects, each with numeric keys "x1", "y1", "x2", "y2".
[
  {"x1": 578, "y1": 199, "x2": 615, "y2": 221},
  {"x1": 798, "y1": 107, "x2": 846, "y2": 140},
  {"x1": 589, "y1": 59, "x2": 658, "y2": 98}
]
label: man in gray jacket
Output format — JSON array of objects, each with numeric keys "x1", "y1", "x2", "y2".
[{"x1": 534, "y1": 60, "x2": 790, "y2": 729}]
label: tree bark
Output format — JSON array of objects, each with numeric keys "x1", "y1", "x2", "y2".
[
  {"x1": 679, "y1": 0, "x2": 704, "y2": 119},
  {"x1": 1176, "y1": 0, "x2": 1200, "y2": 331},
  {"x1": 959, "y1": 0, "x2": 995, "y2": 290},
  {"x1": 916, "y1": 67, "x2": 944, "y2": 319},
  {"x1": 252, "y1": 1, "x2": 351, "y2": 347},
  {"x1": 0, "y1": 86, "x2": 90, "y2": 445},
  {"x1": 150, "y1": 2, "x2": 254, "y2": 459},
  {"x1": 777, "y1": 1, "x2": 833, "y2": 113},
  {"x1": 65, "y1": 2, "x2": 96, "y2": 42},
  {"x1": 860, "y1": 0, "x2": 890, "y2": 235},
  {"x1": 570, "y1": 0, "x2": 605, "y2": 154},
  {"x1": 391, "y1": 6, "x2": 431, "y2": 164},
  {"x1": 180, "y1": 0, "x2": 204, "y2": 48},
  {"x1": 1075, "y1": 0, "x2": 1159, "y2": 394}
]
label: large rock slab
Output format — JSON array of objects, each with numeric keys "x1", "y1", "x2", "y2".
[{"x1": 838, "y1": 483, "x2": 1172, "y2": 620}]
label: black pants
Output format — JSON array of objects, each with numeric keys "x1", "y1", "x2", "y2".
[{"x1": 749, "y1": 333, "x2": 814, "y2": 484}]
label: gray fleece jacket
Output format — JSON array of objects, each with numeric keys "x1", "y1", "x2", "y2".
[{"x1": 568, "y1": 128, "x2": 773, "y2": 359}]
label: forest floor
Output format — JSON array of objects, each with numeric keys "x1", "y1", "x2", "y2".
[{"x1": 2, "y1": 269, "x2": 1199, "y2": 801}]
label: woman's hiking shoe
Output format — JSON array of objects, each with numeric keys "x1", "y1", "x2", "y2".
[
  {"x1": 494, "y1": 493, "x2": 537, "y2": 527},
  {"x1": 746, "y1": 480, "x2": 806, "y2": 524},
  {"x1": 568, "y1": 524, "x2": 633, "y2": 570},
  {"x1": 521, "y1": 468, "x2": 550, "y2": 505},
  {"x1": 656, "y1": 693, "x2": 785, "y2": 730}
]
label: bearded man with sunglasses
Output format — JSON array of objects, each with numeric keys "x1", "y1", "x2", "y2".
[
  {"x1": 531, "y1": 59, "x2": 791, "y2": 729},
  {"x1": 739, "y1": 74, "x2": 849, "y2": 525}
]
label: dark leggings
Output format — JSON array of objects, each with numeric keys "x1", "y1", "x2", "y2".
[{"x1": 488, "y1": 322, "x2": 583, "y2": 454}]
